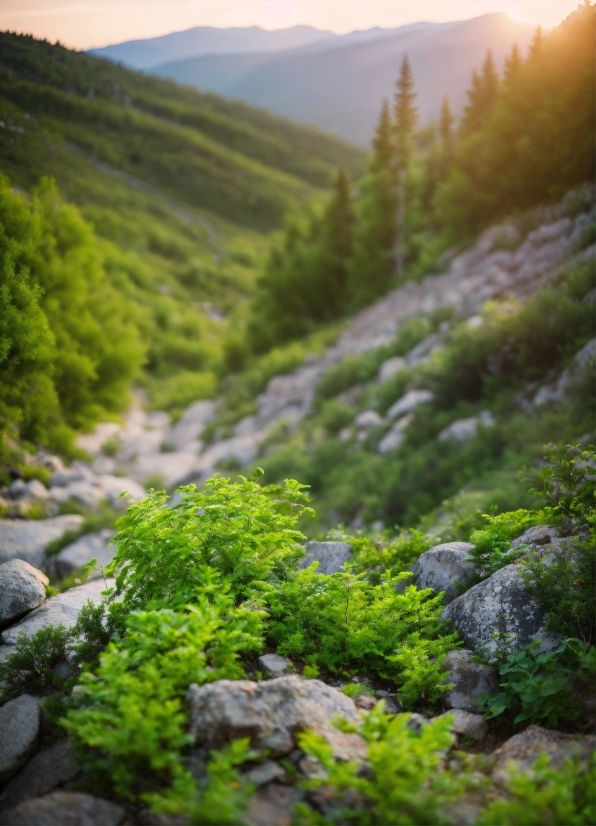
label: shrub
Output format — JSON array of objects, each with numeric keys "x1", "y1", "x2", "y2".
[
  {"x1": 266, "y1": 565, "x2": 460, "y2": 703},
  {"x1": 467, "y1": 508, "x2": 555, "y2": 579},
  {"x1": 106, "y1": 470, "x2": 312, "y2": 611},
  {"x1": 0, "y1": 625, "x2": 71, "y2": 702}
]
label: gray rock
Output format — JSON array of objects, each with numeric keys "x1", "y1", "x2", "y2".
[
  {"x1": 432, "y1": 709, "x2": 488, "y2": 741},
  {"x1": 438, "y1": 411, "x2": 495, "y2": 444},
  {"x1": 490, "y1": 725, "x2": 596, "y2": 786},
  {"x1": 243, "y1": 760, "x2": 286, "y2": 787},
  {"x1": 387, "y1": 389, "x2": 434, "y2": 419},
  {"x1": 187, "y1": 676, "x2": 366, "y2": 762},
  {"x1": 441, "y1": 650, "x2": 500, "y2": 712},
  {"x1": 95, "y1": 475, "x2": 145, "y2": 506},
  {"x1": 300, "y1": 541, "x2": 352, "y2": 575},
  {"x1": 353, "y1": 410, "x2": 384, "y2": 429},
  {"x1": 169, "y1": 400, "x2": 217, "y2": 451},
  {"x1": 0, "y1": 792, "x2": 125, "y2": 825},
  {"x1": 133, "y1": 451, "x2": 202, "y2": 489},
  {"x1": 511, "y1": 524, "x2": 560, "y2": 548},
  {"x1": 2, "y1": 579, "x2": 113, "y2": 645},
  {"x1": 0, "y1": 516, "x2": 83, "y2": 568},
  {"x1": 0, "y1": 560, "x2": 49, "y2": 629},
  {"x1": 405, "y1": 334, "x2": 443, "y2": 366},
  {"x1": 53, "y1": 531, "x2": 115, "y2": 580},
  {"x1": 378, "y1": 356, "x2": 406, "y2": 383},
  {"x1": 246, "y1": 783, "x2": 303, "y2": 826},
  {"x1": 0, "y1": 695, "x2": 41, "y2": 781},
  {"x1": 441, "y1": 563, "x2": 563, "y2": 663},
  {"x1": 411, "y1": 542, "x2": 476, "y2": 604},
  {"x1": 258, "y1": 654, "x2": 294, "y2": 679},
  {"x1": 0, "y1": 740, "x2": 78, "y2": 809},
  {"x1": 202, "y1": 433, "x2": 262, "y2": 468},
  {"x1": 377, "y1": 414, "x2": 413, "y2": 455}
]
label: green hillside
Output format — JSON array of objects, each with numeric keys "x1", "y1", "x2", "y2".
[{"x1": 0, "y1": 33, "x2": 363, "y2": 449}]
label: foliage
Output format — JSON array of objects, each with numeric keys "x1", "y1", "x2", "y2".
[
  {"x1": 476, "y1": 640, "x2": 585, "y2": 727},
  {"x1": 266, "y1": 565, "x2": 459, "y2": 702},
  {"x1": 106, "y1": 471, "x2": 312, "y2": 611},
  {"x1": 63, "y1": 596, "x2": 262, "y2": 800},
  {"x1": 295, "y1": 708, "x2": 472, "y2": 825},
  {"x1": 526, "y1": 444, "x2": 596, "y2": 524},
  {"x1": 0, "y1": 625, "x2": 71, "y2": 703},
  {"x1": 466, "y1": 508, "x2": 555, "y2": 579},
  {"x1": 475, "y1": 751, "x2": 596, "y2": 826}
]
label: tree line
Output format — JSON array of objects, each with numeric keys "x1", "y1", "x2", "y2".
[{"x1": 247, "y1": 2, "x2": 595, "y2": 353}]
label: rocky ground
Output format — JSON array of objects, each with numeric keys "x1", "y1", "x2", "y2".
[{"x1": 0, "y1": 185, "x2": 594, "y2": 824}]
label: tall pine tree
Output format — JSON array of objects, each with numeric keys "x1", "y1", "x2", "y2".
[
  {"x1": 393, "y1": 56, "x2": 418, "y2": 279},
  {"x1": 460, "y1": 50, "x2": 500, "y2": 135}
]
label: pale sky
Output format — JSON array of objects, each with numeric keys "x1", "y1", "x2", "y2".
[{"x1": 0, "y1": 1, "x2": 582, "y2": 51}]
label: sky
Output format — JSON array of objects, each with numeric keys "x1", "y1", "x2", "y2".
[{"x1": 0, "y1": 0, "x2": 582, "y2": 50}]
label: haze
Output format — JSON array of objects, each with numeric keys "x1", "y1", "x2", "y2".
[{"x1": 1, "y1": 1, "x2": 581, "y2": 50}]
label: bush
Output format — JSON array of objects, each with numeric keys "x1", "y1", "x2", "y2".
[
  {"x1": 467, "y1": 508, "x2": 555, "y2": 579},
  {"x1": 0, "y1": 625, "x2": 71, "y2": 702}
]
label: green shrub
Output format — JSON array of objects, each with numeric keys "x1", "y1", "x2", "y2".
[
  {"x1": 63, "y1": 594, "x2": 263, "y2": 801},
  {"x1": 295, "y1": 708, "x2": 472, "y2": 825},
  {"x1": 106, "y1": 470, "x2": 312, "y2": 611},
  {"x1": 0, "y1": 625, "x2": 71, "y2": 703},
  {"x1": 467, "y1": 508, "x2": 555, "y2": 579},
  {"x1": 146, "y1": 370, "x2": 217, "y2": 414},
  {"x1": 266, "y1": 565, "x2": 460, "y2": 703},
  {"x1": 476, "y1": 752, "x2": 596, "y2": 826}
]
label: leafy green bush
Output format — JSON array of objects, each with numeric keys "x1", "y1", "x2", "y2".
[
  {"x1": 0, "y1": 625, "x2": 71, "y2": 702},
  {"x1": 467, "y1": 508, "x2": 555, "y2": 579},
  {"x1": 476, "y1": 752, "x2": 596, "y2": 826},
  {"x1": 63, "y1": 594, "x2": 262, "y2": 801},
  {"x1": 106, "y1": 471, "x2": 312, "y2": 611},
  {"x1": 266, "y1": 566, "x2": 460, "y2": 703},
  {"x1": 295, "y1": 708, "x2": 472, "y2": 825}
]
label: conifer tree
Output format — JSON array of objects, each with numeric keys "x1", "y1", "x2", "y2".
[
  {"x1": 528, "y1": 26, "x2": 543, "y2": 60},
  {"x1": 324, "y1": 166, "x2": 355, "y2": 262},
  {"x1": 393, "y1": 56, "x2": 418, "y2": 279},
  {"x1": 439, "y1": 95, "x2": 454, "y2": 155},
  {"x1": 371, "y1": 98, "x2": 394, "y2": 174},
  {"x1": 503, "y1": 43, "x2": 522, "y2": 86},
  {"x1": 460, "y1": 50, "x2": 500, "y2": 135}
]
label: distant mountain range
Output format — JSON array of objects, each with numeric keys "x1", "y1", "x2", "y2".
[{"x1": 90, "y1": 15, "x2": 535, "y2": 146}]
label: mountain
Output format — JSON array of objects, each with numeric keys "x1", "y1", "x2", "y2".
[
  {"x1": 151, "y1": 14, "x2": 535, "y2": 146},
  {"x1": 88, "y1": 25, "x2": 336, "y2": 69}
]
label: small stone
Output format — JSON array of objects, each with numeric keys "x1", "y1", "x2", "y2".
[
  {"x1": 441, "y1": 650, "x2": 499, "y2": 712},
  {"x1": 0, "y1": 695, "x2": 41, "y2": 781},
  {"x1": 438, "y1": 411, "x2": 494, "y2": 444},
  {"x1": 0, "y1": 560, "x2": 49, "y2": 630},
  {"x1": 353, "y1": 410, "x2": 384, "y2": 429},
  {"x1": 244, "y1": 760, "x2": 287, "y2": 786},
  {"x1": 246, "y1": 783, "x2": 303, "y2": 826},
  {"x1": 411, "y1": 542, "x2": 476, "y2": 604},
  {"x1": 432, "y1": 709, "x2": 488, "y2": 741},
  {"x1": 511, "y1": 524, "x2": 560, "y2": 548},
  {"x1": 387, "y1": 389, "x2": 434, "y2": 419},
  {"x1": 377, "y1": 414, "x2": 413, "y2": 454},
  {"x1": 0, "y1": 740, "x2": 78, "y2": 809},
  {"x1": 354, "y1": 694, "x2": 377, "y2": 711},
  {"x1": 298, "y1": 754, "x2": 328, "y2": 779},
  {"x1": 300, "y1": 541, "x2": 352, "y2": 575},
  {"x1": 378, "y1": 356, "x2": 406, "y2": 383},
  {"x1": 0, "y1": 791, "x2": 126, "y2": 825},
  {"x1": 406, "y1": 713, "x2": 429, "y2": 733},
  {"x1": 258, "y1": 654, "x2": 293, "y2": 679}
]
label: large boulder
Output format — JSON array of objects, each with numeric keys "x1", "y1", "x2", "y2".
[
  {"x1": 0, "y1": 560, "x2": 49, "y2": 630},
  {"x1": 300, "y1": 541, "x2": 352, "y2": 575},
  {"x1": 0, "y1": 740, "x2": 78, "y2": 810},
  {"x1": 411, "y1": 542, "x2": 476, "y2": 604},
  {"x1": 1, "y1": 579, "x2": 112, "y2": 645},
  {"x1": 53, "y1": 531, "x2": 115, "y2": 580},
  {"x1": 490, "y1": 725, "x2": 596, "y2": 785},
  {"x1": 187, "y1": 676, "x2": 366, "y2": 762},
  {"x1": 0, "y1": 695, "x2": 41, "y2": 781},
  {"x1": 441, "y1": 563, "x2": 562, "y2": 662},
  {"x1": 441, "y1": 650, "x2": 500, "y2": 712},
  {"x1": 0, "y1": 792, "x2": 125, "y2": 826},
  {"x1": 0, "y1": 516, "x2": 83, "y2": 568}
]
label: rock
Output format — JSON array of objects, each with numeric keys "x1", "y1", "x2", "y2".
[
  {"x1": 378, "y1": 356, "x2": 406, "y2": 383},
  {"x1": 353, "y1": 410, "x2": 384, "y2": 428},
  {"x1": 53, "y1": 531, "x2": 115, "y2": 579},
  {"x1": 387, "y1": 389, "x2": 434, "y2": 419},
  {"x1": 300, "y1": 541, "x2": 352, "y2": 575},
  {"x1": 187, "y1": 676, "x2": 366, "y2": 762},
  {"x1": 95, "y1": 475, "x2": 145, "y2": 506},
  {"x1": 243, "y1": 760, "x2": 287, "y2": 787},
  {"x1": 354, "y1": 694, "x2": 377, "y2": 711},
  {"x1": 377, "y1": 414, "x2": 413, "y2": 454},
  {"x1": 2, "y1": 579, "x2": 113, "y2": 645},
  {"x1": 411, "y1": 542, "x2": 476, "y2": 604},
  {"x1": 432, "y1": 709, "x2": 488, "y2": 741},
  {"x1": 169, "y1": 400, "x2": 217, "y2": 451},
  {"x1": 405, "y1": 334, "x2": 443, "y2": 366},
  {"x1": 75, "y1": 422, "x2": 121, "y2": 457},
  {"x1": 490, "y1": 725, "x2": 596, "y2": 786},
  {"x1": 0, "y1": 695, "x2": 41, "y2": 781},
  {"x1": 441, "y1": 563, "x2": 563, "y2": 663},
  {"x1": 0, "y1": 560, "x2": 49, "y2": 629},
  {"x1": 438, "y1": 411, "x2": 495, "y2": 444},
  {"x1": 441, "y1": 650, "x2": 500, "y2": 712},
  {"x1": 201, "y1": 434, "x2": 262, "y2": 468},
  {"x1": 0, "y1": 792, "x2": 126, "y2": 825},
  {"x1": 0, "y1": 740, "x2": 78, "y2": 809},
  {"x1": 0, "y1": 515, "x2": 84, "y2": 568},
  {"x1": 246, "y1": 783, "x2": 303, "y2": 826},
  {"x1": 258, "y1": 654, "x2": 294, "y2": 679},
  {"x1": 511, "y1": 524, "x2": 560, "y2": 548},
  {"x1": 133, "y1": 451, "x2": 201, "y2": 489}
]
